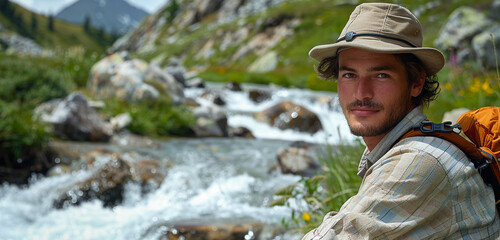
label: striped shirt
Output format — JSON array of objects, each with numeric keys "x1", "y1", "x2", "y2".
[{"x1": 302, "y1": 106, "x2": 500, "y2": 240}]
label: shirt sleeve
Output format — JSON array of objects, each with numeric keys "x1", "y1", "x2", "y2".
[{"x1": 302, "y1": 146, "x2": 454, "y2": 240}]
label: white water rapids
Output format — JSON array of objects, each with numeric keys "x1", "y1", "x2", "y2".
[{"x1": 0, "y1": 83, "x2": 357, "y2": 240}]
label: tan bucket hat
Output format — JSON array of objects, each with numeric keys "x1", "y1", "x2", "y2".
[{"x1": 309, "y1": 3, "x2": 445, "y2": 75}]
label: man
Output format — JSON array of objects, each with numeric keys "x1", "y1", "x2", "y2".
[{"x1": 303, "y1": 3, "x2": 500, "y2": 239}]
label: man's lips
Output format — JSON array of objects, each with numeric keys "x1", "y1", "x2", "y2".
[{"x1": 349, "y1": 107, "x2": 380, "y2": 117}]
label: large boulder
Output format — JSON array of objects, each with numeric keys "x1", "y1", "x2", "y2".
[
  {"x1": 87, "y1": 51, "x2": 185, "y2": 104},
  {"x1": 191, "y1": 105, "x2": 229, "y2": 137},
  {"x1": 472, "y1": 24, "x2": 500, "y2": 68},
  {"x1": 53, "y1": 153, "x2": 132, "y2": 208},
  {"x1": 434, "y1": 7, "x2": 490, "y2": 50},
  {"x1": 146, "y1": 63, "x2": 185, "y2": 104},
  {"x1": 434, "y1": 4, "x2": 500, "y2": 67},
  {"x1": 36, "y1": 92, "x2": 113, "y2": 142},
  {"x1": 254, "y1": 100, "x2": 323, "y2": 134}
]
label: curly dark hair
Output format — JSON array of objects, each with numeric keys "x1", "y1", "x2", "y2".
[{"x1": 315, "y1": 53, "x2": 440, "y2": 107}]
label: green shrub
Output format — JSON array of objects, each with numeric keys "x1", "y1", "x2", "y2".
[
  {"x1": 102, "y1": 96, "x2": 196, "y2": 137},
  {"x1": 0, "y1": 55, "x2": 75, "y2": 107},
  {"x1": 0, "y1": 100, "x2": 50, "y2": 168}
]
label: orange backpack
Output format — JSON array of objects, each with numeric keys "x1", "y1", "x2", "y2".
[{"x1": 400, "y1": 107, "x2": 500, "y2": 212}]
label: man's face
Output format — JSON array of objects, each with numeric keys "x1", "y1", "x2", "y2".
[{"x1": 337, "y1": 48, "x2": 419, "y2": 138}]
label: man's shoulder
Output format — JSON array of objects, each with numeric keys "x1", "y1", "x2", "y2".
[
  {"x1": 389, "y1": 135, "x2": 474, "y2": 178},
  {"x1": 393, "y1": 135, "x2": 466, "y2": 158}
]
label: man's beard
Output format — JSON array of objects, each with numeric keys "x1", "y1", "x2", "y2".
[{"x1": 342, "y1": 96, "x2": 412, "y2": 137}]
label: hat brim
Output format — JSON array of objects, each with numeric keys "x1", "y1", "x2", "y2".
[{"x1": 309, "y1": 38, "x2": 445, "y2": 76}]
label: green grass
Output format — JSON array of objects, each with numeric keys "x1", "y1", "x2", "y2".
[
  {"x1": 272, "y1": 138, "x2": 365, "y2": 233},
  {"x1": 99, "y1": 95, "x2": 196, "y2": 138},
  {"x1": 427, "y1": 64, "x2": 500, "y2": 122}
]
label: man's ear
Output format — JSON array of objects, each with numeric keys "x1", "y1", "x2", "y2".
[{"x1": 410, "y1": 71, "x2": 426, "y2": 97}]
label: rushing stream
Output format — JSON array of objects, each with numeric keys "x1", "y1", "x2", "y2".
[{"x1": 0, "y1": 83, "x2": 356, "y2": 240}]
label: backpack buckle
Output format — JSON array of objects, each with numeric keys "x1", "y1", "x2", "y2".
[{"x1": 417, "y1": 121, "x2": 462, "y2": 134}]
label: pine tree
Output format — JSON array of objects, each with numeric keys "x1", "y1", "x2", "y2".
[
  {"x1": 48, "y1": 14, "x2": 54, "y2": 31},
  {"x1": 83, "y1": 15, "x2": 91, "y2": 32},
  {"x1": 0, "y1": 0, "x2": 9, "y2": 13},
  {"x1": 31, "y1": 12, "x2": 37, "y2": 31}
]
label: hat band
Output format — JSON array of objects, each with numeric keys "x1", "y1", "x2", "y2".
[{"x1": 336, "y1": 31, "x2": 417, "y2": 48}]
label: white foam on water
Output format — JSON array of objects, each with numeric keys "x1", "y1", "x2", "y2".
[{"x1": 0, "y1": 143, "x2": 302, "y2": 240}]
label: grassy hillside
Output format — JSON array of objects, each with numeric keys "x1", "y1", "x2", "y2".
[
  {"x1": 131, "y1": 0, "x2": 494, "y2": 92},
  {"x1": 133, "y1": 0, "x2": 497, "y2": 121},
  {"x1": 0, "y1": 1, "x2": 117, "y2": 52}
]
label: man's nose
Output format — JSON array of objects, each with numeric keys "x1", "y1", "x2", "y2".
[{"x1": 354, "y1": 76, "x2": 373, "y2": 100}]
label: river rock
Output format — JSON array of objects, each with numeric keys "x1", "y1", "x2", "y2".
[
  {"x1": 248, "y1": 89, "x2": 271, "y2": 103},
  {"x1": 228, "y1": 126, "x2": 255, "y2": 138},
  {"x1": 165, "y1": 57, "x2": 187, "y2": 87},
  {"x1": 275, "y1": 144, "x2": 320, "y2": 177},
  {"x1": 53, "y1": 153, "x2": 132, "y2": 208},
  {"x1": 201, "y1": 90, "x2": 226, "y2": 106},
  {"x1": 186, "y1": 77, "x2": 206, "y2": 88},
  {"x1": 254, "y1": 100, "x2": 323, "y2": 134},
  {"x1": 53, "y1": 148, "x2": 168, "y2": 208},
  {"x1": 165, "y1": 222, "x2": 263, "y2": 240},
  {"x1": 225, "y1": 81, "x2": 242, "y2": 91},
  {"x1": 191, "y1": 105, "x2": 228, "y2": 137},
  {"x1": 47, "y1": 164, "x2": 72, "y2": 177},
  {"x1": 38, "y1": 92, "x2": 113, "y2": 142},
  {"x1": 87, "y1": 51, "x2": 185, "y2": 104},
  {"x1": 109, "y1": 112, "x2": 132, "y2": 132}
]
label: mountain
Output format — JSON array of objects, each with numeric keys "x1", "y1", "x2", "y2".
[{"x1": 56, "y1": 0, "x2": 148, "y2": 34}]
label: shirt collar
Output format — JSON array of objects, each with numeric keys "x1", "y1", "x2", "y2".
[{"x1": 357, "y1": 106, "x2": 427, "y2": 177}]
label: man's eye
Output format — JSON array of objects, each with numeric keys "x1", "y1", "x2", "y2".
[
  {"x1": 343, "y1": 73, "x2": 355, "y2": 78},
  {"x1": 377, "y1": 73, "x2": 389, "y2": 78}
]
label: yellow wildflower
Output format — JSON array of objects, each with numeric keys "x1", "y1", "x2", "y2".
[
  {"x1": 302, "y1": 212, "x2": 311, "y2": 222},
  {"x1": 468, "y1": 77, "x2": 481, "y2": 93},
  {"x1": 445, "y1": 82, "x2": 452, "y2": 90},
  {"x1": 458, "y1": 89, "x2": 465, "y2": 96},
  {"x1": 481, "y1": 80, "x2": 494, "y2": 96}
]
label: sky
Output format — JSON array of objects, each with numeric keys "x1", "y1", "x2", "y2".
[{"x1": 9, "y1": 0, "x2": 168, "y2": 14}]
